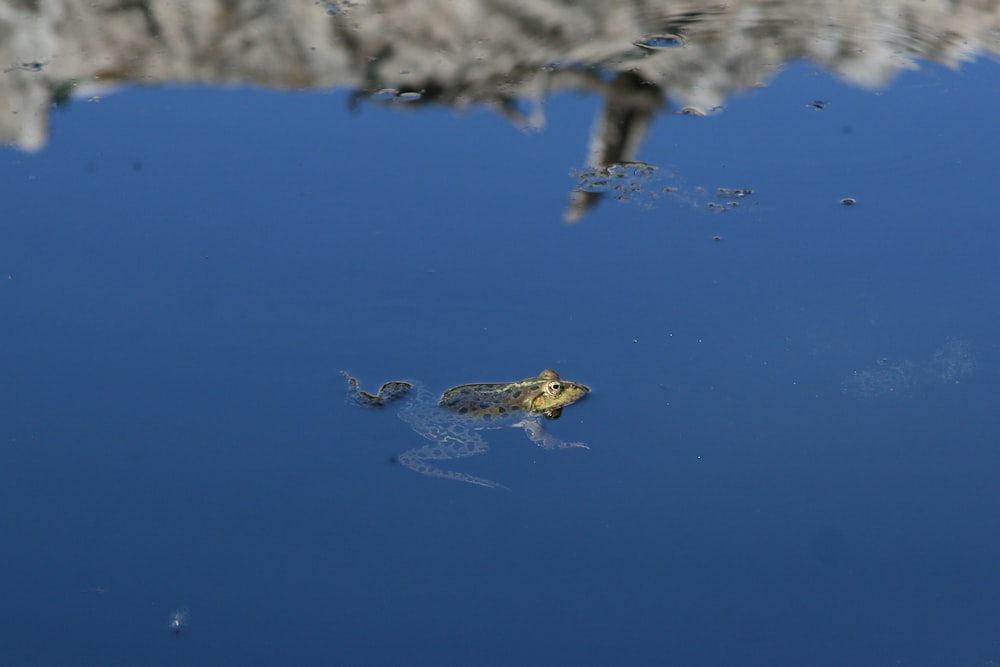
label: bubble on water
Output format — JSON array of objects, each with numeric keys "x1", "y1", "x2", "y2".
[
  {"x1": 929, "y1": 337, "x2": 974, "y2": 382},
  {"x1": 168, "y1": 608, "x2": 190, "y2": 635},
  {"x1": 572, "y1": 162, "x2": 658, "y2": 195},
  {"x1": 633, "y1": 34, "x2": 686, "y2": 49},
  {"x1": 716, "y1": 187, "x2": 754, "y2": 200},
  {"x1": 842, "y1": 359, "x2": 922, "y2": 397},
  {"x1": 841, "y1": 339, "x2": 973, "y2": 397}
]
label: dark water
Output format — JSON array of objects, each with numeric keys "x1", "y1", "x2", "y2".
[{"x1": 2, "y1": 3, "x2": 1000, "y2": 665}]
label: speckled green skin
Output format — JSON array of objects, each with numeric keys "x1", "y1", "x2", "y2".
[
  {"x1": 344, "y1": 369, "x2": 590, "y2": 489},
  {"x1": 438, "y1": 369, "x2": 590, "y2": 420}
]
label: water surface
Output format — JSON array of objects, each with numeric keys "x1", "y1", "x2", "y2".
[{"x1": 2, "y1": 2, "x2": 999, "y2": 665}]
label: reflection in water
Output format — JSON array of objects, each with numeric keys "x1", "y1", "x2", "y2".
[
  {"x1": 3, "y1": 60, "x2": 47, "y2": 73},
  {"x1": 3, "y1": 0, "x2": 999, "y2": 215},
  {"x1": 841, "y1": 338, "x2": 974, "y2": 397},
  {"x1": 569, "y1": 160, "x2": 756, "y2": 217},
  {"x1": 569, "y1": 161, "x2": 663, "y2": 214}
]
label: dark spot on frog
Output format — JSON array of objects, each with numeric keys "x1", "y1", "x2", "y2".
[
  {"x1": 458, "y1": 407, "x2": 468, "y2": 415},
  {"x1": 512, "y1": 390, "x2": 522, "y2": 398}
]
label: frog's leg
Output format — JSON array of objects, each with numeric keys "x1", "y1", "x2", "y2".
[
  {"x1": 342, "y1": 371, "x2": 412, "y2": 407},
  {"x1": 397, "y1": 419, "x2": 507, "y2": 489},
  {"x1": 396, "y1": 444, "x2": 507, "y2": 489},
  {"x1": 516, "y1": 417, "x2": 590, "y2": 450}
]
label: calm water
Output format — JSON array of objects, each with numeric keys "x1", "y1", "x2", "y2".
[{"x1": 2, "y1": 3, "x2": 1000, "y2": 665}]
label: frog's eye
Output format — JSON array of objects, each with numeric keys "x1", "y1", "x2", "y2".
[{"x1": 545, "y1": 381, "x2": 562, "y2": 395}]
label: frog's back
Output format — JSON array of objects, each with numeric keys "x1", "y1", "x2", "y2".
[
  {"x1": 439, "y1": 382, "x2": 532, "y2": 420},
  {"x1": 439, "y1": 370, "x2": 589, "y2": 421}
]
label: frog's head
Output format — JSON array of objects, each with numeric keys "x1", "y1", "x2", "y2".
[{"x1": 528, "y1": 369, "x2": 590, "y2": 417}]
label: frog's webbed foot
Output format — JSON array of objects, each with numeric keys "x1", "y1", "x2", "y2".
[
  {"x1": 342, "y1": 371, "x2": 413, "y2": 407},
  {"x1": 516, "y1": 418, "x2": 590, "y2": 450}
]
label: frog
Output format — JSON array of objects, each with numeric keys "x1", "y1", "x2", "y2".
[{"x1": 342, "y1": 369, "x2": 590, "y2": 489}]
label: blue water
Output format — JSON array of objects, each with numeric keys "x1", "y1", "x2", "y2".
[{"x1": 2, "y1": 59, "x2": 999, "y2": 665}]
